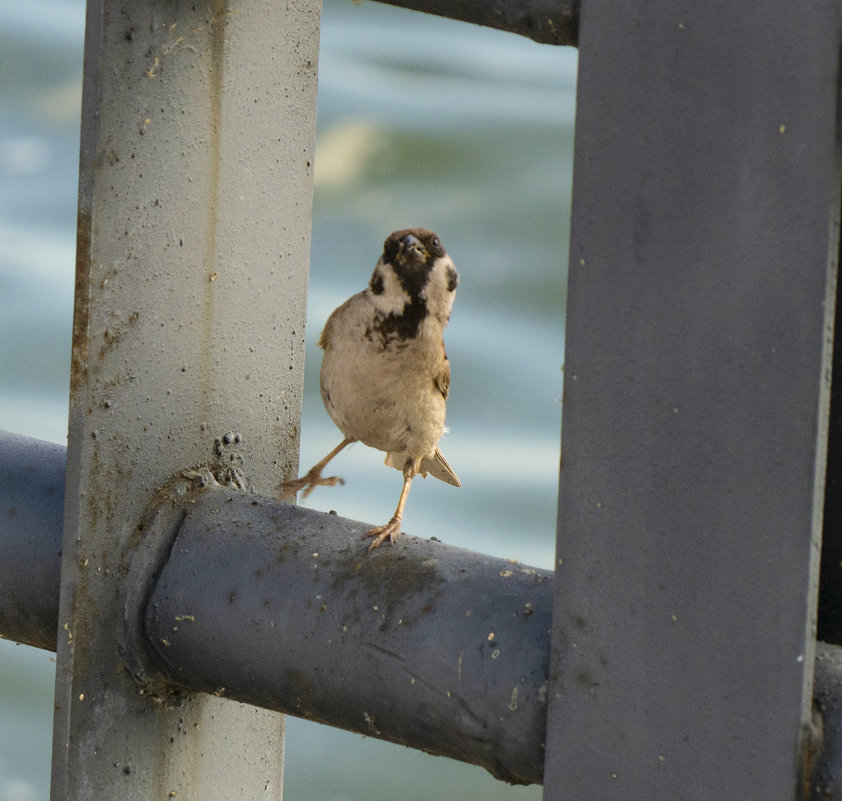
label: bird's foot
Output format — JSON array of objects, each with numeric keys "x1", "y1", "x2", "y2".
[
  {"x1": 182, "y1": 468, "x2": 220, "y2": 489},
  {"x1": 364, "y1": 516, "x2": 402, "y2": 550},
  {"x1": 276, "y1": 467, "x2": 345, "y2": 500}
]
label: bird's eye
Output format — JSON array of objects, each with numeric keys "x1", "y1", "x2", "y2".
[{"x1": 431, "y1": 237, "x2": 441, "y2": 249}]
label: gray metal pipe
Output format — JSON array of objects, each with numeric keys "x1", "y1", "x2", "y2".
[
  {"x1": 144, "y1": 487, "x2": 552, "y2": 785},
  {"x1": 0, "y1": 430, "x2": 64, "y2": 650},
  {"x1": 0, "y1": 435, "x2": 550, "y2": 783},
  {"x1": 12, "y1": 432, "x2": 842, "y2": 789}
]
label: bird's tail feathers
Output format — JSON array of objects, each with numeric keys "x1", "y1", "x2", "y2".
[
  {"x1": 426, "y1": 447, "x2": 461, "y2": 486},
  {"x1": 384, "y1": 447, "x2": 461, "y2": 487}
]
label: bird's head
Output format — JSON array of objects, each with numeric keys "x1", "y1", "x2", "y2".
[{"x1": 368, "y1": 229, "x2": 459, "y2": 326}]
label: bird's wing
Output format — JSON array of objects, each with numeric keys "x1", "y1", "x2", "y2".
[
  {"x1": 434, "y1": 343, "x2": 450, "y2": 400},
  {"x1": 317, "y1": 316, "x2": 332, "y2": 350},
  {"x1": 422, "y1": 447, "x2": 461, "y2": 487}
]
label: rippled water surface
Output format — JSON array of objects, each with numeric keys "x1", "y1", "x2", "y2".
[{"x1": 0, "y1": 1, "x2": 576, "y2": 797}]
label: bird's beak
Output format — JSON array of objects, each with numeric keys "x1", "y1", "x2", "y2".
[{"x1": 399, "y1": 234, "x2": 428, "y2": 264}]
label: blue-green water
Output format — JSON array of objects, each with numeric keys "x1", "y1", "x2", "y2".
[{"x1": 0, "y1": 1, "x2": 576, "y2": 798}]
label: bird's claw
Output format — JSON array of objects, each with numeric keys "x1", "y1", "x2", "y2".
[
  {"x1": 365, "y1": 516, "x2": 402, "y2": 550},
  {"x1": 183, "y1": 468, "x2": 220, "y2": 488},
  {"x1": 183, "y1": 467, "x2": 249, "y2": 491},
  {"x1": 277, "y1": 468, "x2": 345, "y2": 500}
]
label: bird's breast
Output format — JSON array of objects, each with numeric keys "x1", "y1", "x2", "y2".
[{"x1": 319, "y1": 305, "x2": 448, "y2": 457}]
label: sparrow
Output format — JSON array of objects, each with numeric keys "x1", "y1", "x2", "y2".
[{"x1": 279, "y1": 228, "x2": 460, "y2": 549}]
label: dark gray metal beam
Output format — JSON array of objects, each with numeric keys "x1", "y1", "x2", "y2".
[
  {"x1": 373, "y1": 0, "x2": 578, "y2": 45},
  {"x1": 546, "y1": 0, "x2": 842, "y2": 799}
]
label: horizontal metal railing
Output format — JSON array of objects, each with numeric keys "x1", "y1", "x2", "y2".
[
  {"x1": 1, "y1": 430, "x2": 549, "y2": 785},
  {"x1": 6, "y1": 429, "x2": 842, "y2": 792},
  {"x1": 374, "y1": 0, "x2": 579, "y2": 45}
]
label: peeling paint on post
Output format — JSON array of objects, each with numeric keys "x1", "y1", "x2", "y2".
[{"x1": 52, "y1": 0, "x2": 321, "y2": 798}]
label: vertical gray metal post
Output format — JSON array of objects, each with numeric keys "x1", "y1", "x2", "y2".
[
  {"x1": 545, "y1": 2, "x2": 841, "y2": 799},
  {"x1": 52, "y1": 0, "x2": 320, "y2": 798}
]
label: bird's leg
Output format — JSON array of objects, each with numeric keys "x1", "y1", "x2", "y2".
[
  {"x1": 277, "y1": 436, "x2": 355, "y2": 500},
  {"x1": 365, "y1": 463, "x2": 415, "y2": 549}
]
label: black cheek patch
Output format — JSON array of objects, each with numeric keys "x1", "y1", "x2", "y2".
[
  {"x1": 446, "y1": 267, "x2": 458, "y2": 292},
  {"x1": 369, "y1": 271, "x2": 385, "y2": 295}
]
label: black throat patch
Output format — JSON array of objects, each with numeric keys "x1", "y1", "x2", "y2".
[{"x1": 366, "y1": 261, "x2": 432, "y2": 349}]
